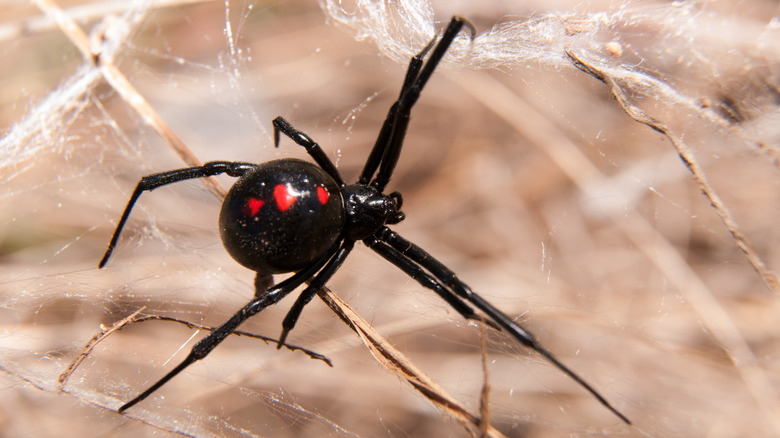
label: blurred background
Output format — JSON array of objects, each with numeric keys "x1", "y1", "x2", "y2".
[{"x1": 1, "y1": 0, "x2": 779, "y2": 436}]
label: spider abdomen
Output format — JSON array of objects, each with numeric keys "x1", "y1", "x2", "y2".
[{"x1": 219, "y1": 158, "x2": 344, "y2": 274}]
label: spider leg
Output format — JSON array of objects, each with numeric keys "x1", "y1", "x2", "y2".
[
  {"x1": 99, "y1": 161, "x2": 259, "y2": 268},
  {"x1": 368, "y1": 16, "x2": 475, "y2": 191},
  {"x1": 117, "y1": 240, "x2": 342, "y2": 413},
  {"x1": 272, "y1": 116, "x2": 345, "y2": 186},
  {"x1": 358, "y1": 32, "x2": 437, "y2": 184},
  {"x1": 373, "y1": 227, "x2": 631, "y2": 425},
  {"x1": 276, "y1": 240, "x2": 355, "y2": 348},
  {"x1": 363, "y1": 235, "x2": 501, "y2": 330}
]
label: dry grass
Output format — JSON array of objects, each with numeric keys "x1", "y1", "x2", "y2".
[{"x1": 1, "y1": 0, "x2": 779, "y2": 437}]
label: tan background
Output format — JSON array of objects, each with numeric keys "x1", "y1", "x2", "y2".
[{"x1": 1, "y1": 0, "x2": 779, "y2": 436}]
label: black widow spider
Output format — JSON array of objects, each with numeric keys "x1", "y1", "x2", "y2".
[{"x1": 99, "y1": 16, "x2": 630, "y2": 424}]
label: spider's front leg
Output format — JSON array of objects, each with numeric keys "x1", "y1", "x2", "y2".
[
  {"x1": 366, "y1": 16, "x2": 476, "y2": 191},
  {"x1": 363, "y1": 234, "x2": 500, "y2": 331},
  {"x1": 371, "y1": 227, "x2": 632, "y2": 425}
]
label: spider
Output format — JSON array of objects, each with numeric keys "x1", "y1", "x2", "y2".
[{"x1": 99, "y1": 16, "x2": 630, "y2": 424}]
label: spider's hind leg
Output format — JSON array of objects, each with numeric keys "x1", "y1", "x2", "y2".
[
  {"x1": 99, "y1": 161, "x2": 258, "y2": 268},
  {"x1": 116, "y1": 252, "x2": 334, "y2": 413}
]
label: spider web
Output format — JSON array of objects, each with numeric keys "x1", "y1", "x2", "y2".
[{"x1": 1, "y1": 0, "x2": 779, "y2": 436}]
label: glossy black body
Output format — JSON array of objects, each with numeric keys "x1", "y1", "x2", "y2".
[
  {"x1": 220, "y1": 159, "x2": 343, "y2": 273},
  {"x1": 341, "y1": 184, "x2": 403, "y2": 241}
]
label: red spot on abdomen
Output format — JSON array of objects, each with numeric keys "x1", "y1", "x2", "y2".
[
  {"x1": 243, "y1": 198, "x2": 264, "y2": 217},
  {"x1": 317, "y1": 186, "x2": 330, "y2": 205},
  {"x1": 274, "y1": 184, "x2": 297, "y2": 211}
]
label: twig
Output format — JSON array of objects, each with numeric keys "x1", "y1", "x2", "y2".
[
  {"x1": 58, "y1": 307, "x2": 147, "y2": 390},
  {"x1": 479, "y1": 316, "x2": 491, "y2": 438},
  {"x1": 130, "y1": 314, "x2": 332, "y2": 366},
  {"x1": 57, "y1": 308, "x2": 332, "y2": 392},
  {"x1": 317, "y1": 286, "x2": 508, "y2": 438},
  {"x1": 565, "y1": 50, "x2": 780, "y2": 296},
  {"x1": 33, "y1": 0, "x2": 227, "y2": 199}
]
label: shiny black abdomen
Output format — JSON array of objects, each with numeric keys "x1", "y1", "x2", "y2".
[{"x1": 219, "y1": 159, "x2": 344, "y2": 274}]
